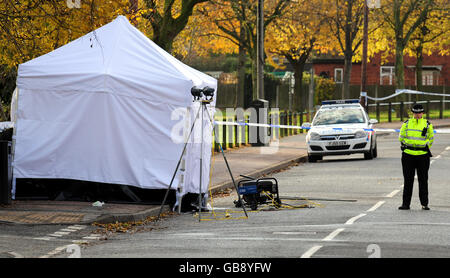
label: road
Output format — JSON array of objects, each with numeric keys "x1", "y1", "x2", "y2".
[
  {"x1": 55, "y1": 132, "x2": 449, "y2": 259},
  {"x1": 0, "y1": 223, "x2": 100, "y2": 258},
  {"x1": 0, "y1": 132, "x2": 448, "y2": 259}
]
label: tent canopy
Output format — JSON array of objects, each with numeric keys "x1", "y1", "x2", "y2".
[
  {"x1": 17, "y1": 15, "x2": 216, "y2": 106},
  {"x1": 13, "y1": 15, "x2": 217, "y2": 195}
]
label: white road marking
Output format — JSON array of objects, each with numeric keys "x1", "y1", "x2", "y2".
[
  {"x1": 68, "y1": 225, "x2": 87, "y2": 230},
  {"x1": 303, "y1": 145, "x2": 450, "y2": 259},
  {"x1": 82, "y1": 234, "x2": 101, "y2": 240},
  {"x1": 345, "y1": 213, "x2": 366, "y2": 225},
  {"x1": 172, "y1": 233, "x2": 215, "y2": 237},
  {"x1": 53, "y1": 231, "x2": 71, "y2": 235},
  {"x1": 60, "y1": 228, "x2": 78, "y2": 232},
  {"x1": 37, "y1": 225, "x2": 84, "y2": 241},
  {"x1": 40, "y1": 245, "x2": 69, "y2": 258},
  {"x1": 386, "y1": 189, "x2": 400, "y2": 198},
  {"x1": 430, "y1": 147, "x2": 450, "y2": 165},
  {"x1": 301, "y1": 245, "x2": 323, "y2": 258},
  {"x1": 72, "y1": 240, "x2": 89, "y2": 244},
  {"x1": 33, "y1": 237, "x2": 52, "y2": 241},
  {"x1": 165, "y1": 236, "x2": 337, "y2": 242},
  {"x1": 273, "y1": 232, "x2": 317, "y2": 235},
  {"x1": 322, "y1": 228, "x2": 345, "y2": 241},
  {"x1": 82, "y1": 237, "x2": 100, "y2": 240},
  {"x1": 48, "y1": 233, "x2": 64, "y2": 237},
  {"x1": 8, "y1": 251, "x2": 24, "y2": 258},
  {"x1": 367, "y1": 201, "x2": 385, "y2": 212}
]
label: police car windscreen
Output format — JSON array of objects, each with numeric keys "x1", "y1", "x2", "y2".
[{"x1": 313, "y1": 107, "x2": 365, "y2": 126}]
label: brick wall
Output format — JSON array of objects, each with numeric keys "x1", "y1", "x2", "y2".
[{"x1": 312, "y1": 51, "x2": 450, "y2": 86}]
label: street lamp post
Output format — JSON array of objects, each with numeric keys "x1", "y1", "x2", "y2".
[
  {"x1": 361, "y1": 0, "x2": 369, "y2": 94},
  {"x1": 257, "y1": 0, "x2": 264, "y2": 100},
  {"x1": 360, "y1": 0, "x2": 380, "y2": 111},
  {"x1": 360, "y1": 0, "x2": 369, "y2": 111}
]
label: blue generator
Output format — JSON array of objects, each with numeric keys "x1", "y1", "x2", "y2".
[{"x1": 235, "y1": 176, "x2": 280, "y2": 210}]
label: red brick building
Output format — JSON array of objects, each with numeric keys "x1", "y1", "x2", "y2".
[{"x1": 312, "y1": 51, "x2": 450, "y2": 87}]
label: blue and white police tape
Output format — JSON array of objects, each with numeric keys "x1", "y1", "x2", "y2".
[
  {"x1": 363, "y1": 89, "x2": 450, "y2": 102},
  {"x1": 214, "y1": 120, "x2": 311, "y2": 130},
  {"x1": 213, "y1": 121, "x2": 450, "y2": 134}
]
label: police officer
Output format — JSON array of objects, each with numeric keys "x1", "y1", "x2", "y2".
[{"x1": 398, "y1": 104, "x2": 434, "y2": 210}]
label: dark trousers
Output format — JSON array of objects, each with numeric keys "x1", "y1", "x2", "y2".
[{"x1": 401, "y1": 152, "x2": 430, "y2": 207}]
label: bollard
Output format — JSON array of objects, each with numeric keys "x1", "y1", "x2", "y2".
[
  {"x1": 400, "y1": 101, "x2": 404, "y2": 122},
  {"x1": 222, "y1": 116, "x2": 227, "y2": 150},
  {"x1": 300, "y1": 112, "x2": 304, "y2": 133},
  {"x1": 228, "y1": 116, "x2": 234, "y2": 149},
  {"x1": 388, "y1": 102, "x2": 392, "y2": 122},
  {"x1": 376, "y1": 103, "x2": 380, "y2": 123},
  {"x1": 279, "y1": 113, "x2": 284, "y2": 137},
  {"x1": 234, "y1": 115, "x2": 240, "y2": 148},
  {"x1": 288, "y1": 112, "x2": 292, "y2": 136},
  {"x1": 274, "y1": 111, "x2": 279, "y2": 140},
  {"x1": 245, "y1": 115, "x2": 249, "y2": 145},
  {"x1": 294, "y1": 112, "x2": 298, "y2": 135}
]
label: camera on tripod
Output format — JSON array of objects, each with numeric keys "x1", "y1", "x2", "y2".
[{"x1": 191, "y1": 86, "x2": 215, "y2": 101}]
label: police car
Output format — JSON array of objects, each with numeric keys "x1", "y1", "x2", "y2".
[{"x1": 304, "y1": 99, "x2": 378, "y2": 162}]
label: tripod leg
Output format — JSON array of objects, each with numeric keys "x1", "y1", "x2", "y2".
[
  {"x1": 157, "y1": 105, "x2": 202, "y2": 221},
  {"x1": 204, "y1": 108, "x2": 248, "y2": 218},
  {"x1": 198, "y1": 103, "x2": 204, "y2": 222}
]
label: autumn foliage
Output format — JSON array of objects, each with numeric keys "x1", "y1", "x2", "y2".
[{"x1": 0, "y1": 0, "x2": 449, "y2": 116}]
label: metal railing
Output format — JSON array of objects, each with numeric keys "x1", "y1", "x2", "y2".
[{"x1": 367, "y1": 100, "x2": 450, "y2": 122}]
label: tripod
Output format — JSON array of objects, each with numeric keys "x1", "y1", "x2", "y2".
[{"x1": 158, "y1": 100, "x2": 248, "y2": 221}]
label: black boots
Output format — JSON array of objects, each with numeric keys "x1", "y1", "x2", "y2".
[{"x1": 398, "y1": 205, "x2": 430, "y2": 210}]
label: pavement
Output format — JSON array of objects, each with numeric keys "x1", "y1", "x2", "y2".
[{"x1": 1, "y1": 118, "x2": 450, "y2": 225}]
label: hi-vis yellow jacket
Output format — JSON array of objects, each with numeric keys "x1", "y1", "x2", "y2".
[{"x1": 399, "y1": 117, "x2": 434, "y2": 156}]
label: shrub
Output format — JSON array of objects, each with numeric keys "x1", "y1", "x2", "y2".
[{"x1": 315, "y1": 77, "x2": 336, "y2": 104}]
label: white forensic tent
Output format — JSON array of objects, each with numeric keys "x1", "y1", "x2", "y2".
[{"x1": 12, "y1": 15, "x2": 217, "y2": 198}]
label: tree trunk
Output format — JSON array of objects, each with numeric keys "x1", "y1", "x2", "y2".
[
  {"x1": 293, "y1": 62, "x2": 305, "y2": 112},
  {"x1": 251, "y1": 58, "x2": 258, "y2": 100},
  {"x1": 248, "y1": 41, "x2": 257, "y2": 100},
  {"x1": 395, "y1": 42, "x2": 405, "y2": 89},
  {"x1": 129, "y1": 0, "x2": 139, "y2": 26},
  {"x1": 415, "y1": 44, "x2": 424, "y2": 94},
  {"x1": 342, "y1": 1, "x2": 354, "y2": 100},
  {"x1": 342, "y1": 54, "x2": 352, "y2": 99},
  {"x1": 237, "y1": 28, "x2": 246, "y2": 108},
  {"x1": 144, "y1": 0, "x2": 206, "y2": 52}
]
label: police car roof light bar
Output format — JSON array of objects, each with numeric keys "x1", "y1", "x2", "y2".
[{"x1": 322, "y1": 99, "x2": 360, "y2": 105}]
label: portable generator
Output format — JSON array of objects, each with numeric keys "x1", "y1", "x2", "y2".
[{"x1": 234, "y1": 176, "x2": 280, "y2": 210}]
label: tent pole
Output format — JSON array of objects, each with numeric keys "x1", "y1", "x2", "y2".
[{"x1": 157, "y1": 104, "x2": 202, "y2": 221}]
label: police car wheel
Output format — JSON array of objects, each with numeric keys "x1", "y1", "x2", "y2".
[
  {"x1": 308, "y1": 154, "x2": 322, "y2": 163},
  {"x1": 364, "y1": 147, "x2": 375, "y2": 160},
  {"x1": 373, "y1": 143, "x2": 378, "y2": 158}
]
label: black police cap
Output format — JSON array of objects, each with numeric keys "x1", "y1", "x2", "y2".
[{"x1": 411, "y1": 104, "x2": 424, "y2": 113}]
